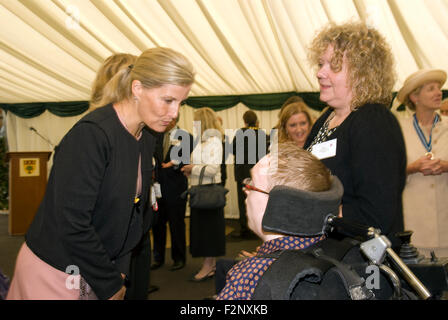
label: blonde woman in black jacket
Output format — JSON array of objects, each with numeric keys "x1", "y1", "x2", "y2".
[{"x1": 7, "y1": 48, "x2": 195, "y2": 300}]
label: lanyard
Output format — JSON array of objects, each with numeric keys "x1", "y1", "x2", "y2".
[{"x1": 412, "y1": 113, "x2": 439, "y2": 153}]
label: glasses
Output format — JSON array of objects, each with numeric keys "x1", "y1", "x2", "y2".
[{"x1": 242, "y1": 178, "x2": 269, "y2": 195}]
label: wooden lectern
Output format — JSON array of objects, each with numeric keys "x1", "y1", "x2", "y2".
[{"x1": 6, "y1": 151, "x2": 51, "y2": 235}]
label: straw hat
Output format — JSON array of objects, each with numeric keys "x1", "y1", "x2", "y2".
[{"x1": 397, "y1": 69, "x2": 446, "y2": 104}]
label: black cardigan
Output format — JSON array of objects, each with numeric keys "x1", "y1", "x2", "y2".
[
  {"x1": 232, "y1": 127, "x2": 269, "y2": 182},
  {"x1": 26, "y1": 105, "x2": 155, "y2": 299},
  {"x1": 304, "y1": 104, "x2": 406, "y2": 246}
]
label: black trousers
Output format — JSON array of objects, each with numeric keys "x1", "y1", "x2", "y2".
[
  {"x1": 152, "y1": 198, "x2": 187, "y2": 264},
  {"x1": 124, "y1": 231, "x2": 151, "y2": 300},
  {"x1": 236, "y1": 181, "x2": 249, "y2": 233},
  {"x1": 215, "y1": 258, "x2": 238, "y2": 295}
]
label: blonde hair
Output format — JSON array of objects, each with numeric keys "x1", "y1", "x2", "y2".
[
  {"x1": 90, "y1": 53, "x2": 137, "y2": 110},
  {"x1": 193, "y1": 107, "x2": 224, "y2": 138},
  {"x1": 96, "y1": 47, "x2": 195, "y2": 108},
  {"x1": 308, "y1": 22, "x2": 396, "y2": 110},
  {"x1": 276, "y1": 102, "x2": 314, "y2": 143},
  {"x1": 269, "y1": 141, "x2": 332, "y2": 192}
]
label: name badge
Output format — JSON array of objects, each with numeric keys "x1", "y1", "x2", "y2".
[
  {"x1": 311, "y1": 138, "x2": 337, "y2": 160},
  {"x1": 153, "y1": 182, "x2": 162, "y2": 198}
]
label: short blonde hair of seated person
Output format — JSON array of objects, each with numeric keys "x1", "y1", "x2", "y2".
[
  {"x1": 90, "y1": 53, "x2": 137, "y2": 110},
  {"x1": 268, "y1": 141, "x2": 332, "y2": 193}
]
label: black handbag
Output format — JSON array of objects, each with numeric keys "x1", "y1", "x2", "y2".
[{"x1": 181, "y1": 166, "x2": 228, "y2": 209}]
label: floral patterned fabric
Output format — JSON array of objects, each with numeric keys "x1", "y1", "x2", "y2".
[{"x1": 216, "y1": 235, "x2": 324, "y2": 300}]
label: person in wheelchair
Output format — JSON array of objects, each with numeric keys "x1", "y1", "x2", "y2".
[{"x1": 217, "y1": 141, "x2": 401, "y2": 300}]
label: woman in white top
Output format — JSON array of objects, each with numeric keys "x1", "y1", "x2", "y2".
[
  {"x1": 397, "y1": 69, "x2": 448, "y2": 257},
  {"x1": 181, "y1": 107, "x2": 225, "y2": 281}
]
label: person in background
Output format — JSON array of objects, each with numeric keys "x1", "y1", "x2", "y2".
[
  {"x1": 231, "y1": 110, "x2": 268, "y2": 239},
  {"x1": 216, "y1": 116, "x2": 228, "y2": 187},
  {"x1": 7, "y1": 47, "x2": 195, "y2": 300},
  {"x1": 440, "y1": 97, "x2": 448, "y2": 116},
  {"x1": 268, "y1": 96, "x2": 305, "y2": 147},
  {"x1": 181, "y1": 107, "x2": 225, "y2": 282},
  {"x1": 151, "y1": 116, "x2": 193, "y2": 271},
  {"x1": 278, "y1": 95, "x2": 304, "y2": 116},
  {"x1": 396, "y1": 69, "x2": 448, "y2": 257},
  {"x1": 304, "y1": 22, "x2": 407, "y2": 248},
  {"x1": 217, "y1": 142, "x2": 342, "y2": 300},
  {"x1": 276, "y1": 102, "x2": 313, "y2": 148}
]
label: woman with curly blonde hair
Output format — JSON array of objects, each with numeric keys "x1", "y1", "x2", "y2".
[{"x1": 304, "y1": 22, "x2": 407, "y2": 247}]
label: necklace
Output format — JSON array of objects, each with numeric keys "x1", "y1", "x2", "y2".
[
  {"x1": 413, "y1": 113, "x2": 439, "y2": 159},
  {"x1": 114, "y1": 104, "x2": 143, "y2": 139}
]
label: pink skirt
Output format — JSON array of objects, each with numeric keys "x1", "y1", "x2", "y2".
[{"x1": 6, "y1": 243, "x2": 91, "y2": 300}]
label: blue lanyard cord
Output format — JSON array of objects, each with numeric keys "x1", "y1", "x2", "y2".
[{"x1": 412, "y1": 113, "x2": 440, "y2": 152}]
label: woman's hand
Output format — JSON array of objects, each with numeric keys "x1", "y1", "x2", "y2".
[
  {"x1": 237, "y1": 246, "x2": 260, "y2": 259},
  {"x1": 181, "y1": 164, "x2": 193, "y2": 177},
  {"x1": 161, "y1": 161, "x2": 174, "y2": 169},
  {"x1": 408, "y1": 154, "x2": 448, "y2": 176},
  {"x1": 407, "y1": 154, "x2": 439, "y2": 175},
  {"x1": 108, "y1": 286, "x2": 126, "y2": 300},
  {"x1": 109, "y1": 273, "x2": 126, "y2": 300},
  {"x1": 108, "y1": 273, "x2": 127, "y2": 300}
]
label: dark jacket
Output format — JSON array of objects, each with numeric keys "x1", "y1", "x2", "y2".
[
  {"x1": 158, "y1": 128, "x2": 193, "y2": 203},
  {"x1": 232, "y1": 127, "x2": 268, "y2": 182},
  {"x1": 26, "y1": 105, "x2": 155, "y2": 299},
  {"x1": 304, "y1": 104, "x2": 406, "y2": 247}
]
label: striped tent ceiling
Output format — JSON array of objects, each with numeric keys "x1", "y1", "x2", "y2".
[{"x1": 0, "y1": 0, "x2": 447, "y2": 104}]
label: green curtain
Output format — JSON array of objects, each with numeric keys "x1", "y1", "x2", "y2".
[
  {"x1": 185, "y1": 91, "x2": 327, "y2": 111},
  {"x1": 1, "y1": 90, "x2": 447, "y2": 119},
  {"x1": 0, "y1": 92, "x2": 326, "y2": 118},
  {"x1": 0, "y1": 101, "x2": 89, "y2": 118}
]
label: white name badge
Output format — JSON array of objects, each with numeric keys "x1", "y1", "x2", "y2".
[
  {"x1": 310, "y1": 138, "x2": 337, "y2": 160},
  {"x1": 153, "y1": 182, "x2": 162, "y2": 198}
]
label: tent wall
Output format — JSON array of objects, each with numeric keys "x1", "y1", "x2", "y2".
[{"x1": 1, "y1": 0, "x2": 447, "y2": 104}]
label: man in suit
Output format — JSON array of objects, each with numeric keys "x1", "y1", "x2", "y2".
[
  {"x1": 231, "y1": 110, "x2": 268, "y2": 239},
  {"x1": 151, "y1": 118, "x2": 193, "y2": 271}
]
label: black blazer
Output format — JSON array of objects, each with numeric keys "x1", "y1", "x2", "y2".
[
  {"x1": 26, "y1": 105, "x2": 155, "y2": 299},
  {"x1": 304, "y1": 104, "x2": 406, "y2": 246},
  {"x1": 158, "y1": 128, "x2": 193, "y2": 203},
  {"x1": 232, "y1": 127, "x2": 268, "y2": 182}
]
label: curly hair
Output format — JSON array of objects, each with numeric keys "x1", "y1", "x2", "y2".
[{"x1": 308, "y1": 22, "x2": 396, "y2": 110}]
